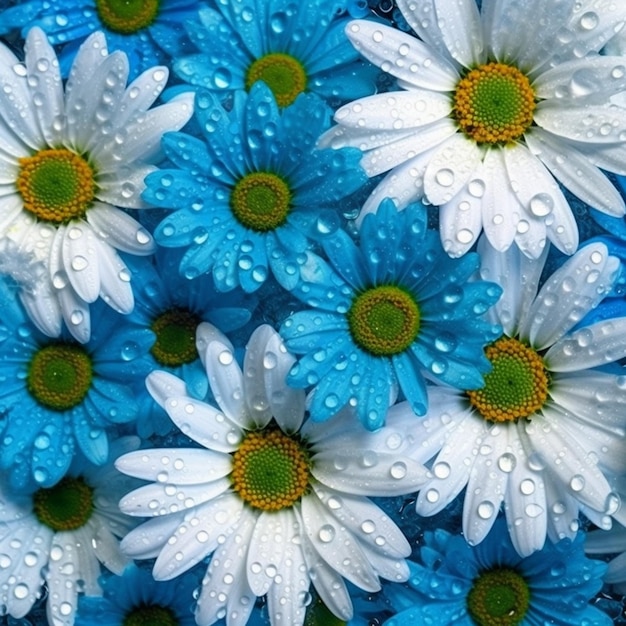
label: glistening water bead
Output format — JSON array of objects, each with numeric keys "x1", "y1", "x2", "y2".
[{"x1": 95, "y1": 0, "x2": 160, "y2": 34}]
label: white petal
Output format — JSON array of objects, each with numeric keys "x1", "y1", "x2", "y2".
[
  {"x1": 196, "y1": 322, "x2": 233, "y2": 368},
  {"x1": 526, "y1": 129, "x2": 626, "y2": 217},
  {"x1": 543, "y1": 471, "x2": 580, "y2": 545},
  {"x1": 89, "y1": 516, "x2": 128, "y2": 575},
  {"x1": 424, "y1": 133, "x2": 482, "y2": 206},
  {"x1": 581, "y1": 141, "x2": 626, "y2": 177},
  {"x1": 585, "y1": 526, "x2": 626, "y2": 555},
  {"x1": 242, "y1": 324, "x2": 275, "y2": 427},
  {"x1": 58, "y1": 283, "x2": 91, "y2": 343},
  {"x1": 86, "y1": 203, "x2": 155, "y2": 255},
  {"x1": 120, "y1": 513, "x2": 185, "y2": 559},
  {"x1": 93, "y1": 238, "x2": 134, "y2": 314},
  {"x1": 146, "y1": 370, "x2": 188, "y2": 410},
  {"x1": 520, "y1": 242, "x2": 619, "y2": 349},
  {"x1": 114, "y1": 65, "x2": 169, "y2": 127},
  {"x1": 19, "y1": 281, "x2": 63, "y2": 338},
  {"x1": 433, "y1": 0, "x2": 484, "y2": 67},
  {"x1": 96, "y1": 163, "x2": 156, "y2": 209},
  {"x1": 345, "y1": 19, "x2": 459, "y2": 91},
  {"x1": 62, "y1": 221, "x2": 100, "y2": 303}
]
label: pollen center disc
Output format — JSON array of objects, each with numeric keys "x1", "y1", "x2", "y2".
[
  {"x1": 246, "y1": 53, "x2": 307, "y2": 107},
  {"x1": 95, "y1": 0, "x2": 160, "y2": 34},
  {"x1": 453, "y1": 62, "x2": 536, "y2": 144},
  {"x1": 33, "y1": 476, "x2": 94, "y2": 531},
  {"x1": 151, "y1": 308, "x2": 201, "y2": 366},
  {"x1": 467, "y1": 336, "x2": 548, "y2": 423}
]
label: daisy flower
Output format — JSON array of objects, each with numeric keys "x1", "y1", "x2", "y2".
[
  {"x1": 172, "y1": 0, "x2": 378, "y2": 108},
  {"x1": 0, "y1": 437, "x2": 138, "y2": 626},
  {"x1": 0, "y1": 273, "x2": 154, "y2": 491},
  {"x1": 143, "y1": 82, "x2": 366, "y2": 293},
  {"x1": 0, "y1": 27, "x2": 193, "y2": 342},
  {"x1": 0, "y1": 0, "x2": 200, "y2": 78},
  {"x1": 115, "y1": 324, "x2": 427, "y2": 625},
  {"x1": 280, "y1": 198, "x2": 501, "y2": 430},
  {"x1": 405, "y1": 237, "x2": 626, "y2": 557},
  {"x1": 320, "y1": 0, "x2": 626, "y2": 258},
  {"x1": 383, "y1": 517, "x2": 611, "y2": 626}
]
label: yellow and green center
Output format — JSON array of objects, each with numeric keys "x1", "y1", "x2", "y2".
[
  {"x1": 348, "y1": 285, "x2": 420, "y2": 356},
  {"x1": 33, "y1": 476, "x2": 94, "y2": 531},
  {"x1": 246, "y1": 53, "x2": 307, "y2": 107},
  {"x1": 17, "y1": 148, "x2": 95, "y2": 224},
  {"x1": 304, "y1": 593, "x2": 346, "y2": 626},
  {"x1": 230, "y1": 171, "x2": 291, "y2": 232},
  {"x1": 231, "y1": 428, "x2": 311, "y2": 512},
  {"x1": 95, "y1": 0, "x2": 160, "y2": 34},
  {"x1": 123, "y1": 605, "x2": 178, "y2": 626},
  {"x1": 467, "y1": 337, "x2": 548, "y2": 423},
  {"x1": 467, "y1": 568, "x2": 531, "y2": 626},
  {"x1": 453, "y1": 63, "x2": 536, "y2": 145},
  {"x1": 151, "y1": 308, "x2": 201, "y2": 367},
  {"x1": 28, "y1": 344, "x2": 93, "y2": 411}
]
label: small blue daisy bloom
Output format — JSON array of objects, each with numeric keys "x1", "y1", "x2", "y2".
[
  {"x1": 75, "y1": 563, "x2": 200, "y2": 625},
  {"x1": 383, "y1": 517, "x2": 611, "y2": 626},
  {"x1": 0, "y1": 275, "x2": 154, "y2": 491},
  {"x1": 143, "y1": 82, "x2": 367, "y2": 293},
  {"x1": 172, "y1": 0, "x2": 379, "y2": 108},
  {"x1": 280, "y1": 198, "x2": 502, "y2": 430},
  {"x1": 126, "y1": 249, "x2": 256, "y2": 437},
  {"x1": 0, "y1": 0, "x2": 200, "y2": 78}
]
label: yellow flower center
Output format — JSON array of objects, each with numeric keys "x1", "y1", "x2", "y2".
[
  {"x1": 467, "y1": 568, "x2": 530, "y2": 626},
  {"x1": 467, "y1": 337, "x2": 548, "y2": 423},
  {"x1": 453, "y1": 63, "x2": 536, "y2": 145},
  {"x1": 150, "y1": 308, "x2": 201, "y2": 367},
  {"x1": 17, "y1": 148, "x2": 95, "y2": 224},
  {"x1": 230, "y1": 172, "x2": 291, "y2": 232},
  {"x1": 231, "y1": 428, "x2": 310, "y2": 512},
  {"x1": 348, "y1": 285, "x2": 420, "y2": 356},
  {"x1": 95, "y1": 0, "x2": 160, "y2": 34},
  {"x1": 245, "y1": 53, "x2": 307, "y2": 107},
  {"x1": 123, "y1": 605, "x2": 179, "y2": 626},
  {"x1": 27, "y1": 344, "x2": 93, "y2": 411},
  {"x1": 33, "y1": 476, "x2": 94, "y2": 531}
]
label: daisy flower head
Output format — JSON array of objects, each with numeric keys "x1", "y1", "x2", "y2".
[
  {"x1": 143, "y1": 82, "x2": 366, "y2": 293},
  {"x1": 280, "y1": 198, "x2": 502, "y2": 431},
  {"x1": 0, "y1": 27, "x2": 193, "y2": 343},
  {"x1": 0, "y1": 0, "x2": 200, "y2": 79},
  {"x1": 0, "y1": 273, "x2": 154, "y2": 491},
  {"x1": 172, "y1": 0, "x2": 379, "y2": 108},
  {"x1": 383, "y1": 517, "x2": 611, "y2": 626},
  {"x1": 321, "y1": 0, "x2": 626, "y2": 258},
  {"x1": 407, "y1": 236, "x2": 626, "y2": 557},
  {"x1": 0, "y1": 437, "x2": 139, "y2": 626},
  {"x1": 115, "y1": 323, "x2": 428, "y2": 626}
]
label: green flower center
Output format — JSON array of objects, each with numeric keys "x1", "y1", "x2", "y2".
[
  {"x1": 304, "y1": 594, "x2": 346, "y2": 626},
  {"x1": 28, "y1": 344, "x2": 93, "y2": 411},
  {"x1": 467, "y1": 568, "x2": 530, "y2": 626},
  {"x1": 348, "y1": 285, "x2": 420, "y2": 356},
  {"x1": 245, "y1": 53, "x2": 307, "y2": 107},
  {"x1": 231, "y1": 428, "x2": 311, "y2": 512},
  {"x1": 453, "y1": 63, "x2": 536, "y2": 145},
  {"x1": 17, "y1": 149, "x2": 95, "y2": 224},
  {"x1": 467, "y1": 337, "x2": 548, "y2": 423},
  {"x1": 230, "y1": 172, "x2": 291, "y2": 232},
  {"x1": 95, "y1": 0, "x2": 160, "y2": 34},
  {"x1": 33, "y1": 476, "x2": 94, "y2": 531},
  {"x1": 151, "y1": 308, "x2": 201, "y2": 367},
  {"x1": 123, "y1": 605, "x2": 179, "y2": 626}
]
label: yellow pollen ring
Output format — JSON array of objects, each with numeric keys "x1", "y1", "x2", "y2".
[
  {"x1": 95, "y1": 0, "x2": 160, "y2": 34},
  {"x1": 245, "y1": 53, "x2": 307, "y2": 108},
  {"x1": 231, "y1": 428, "x2": 310, "y2": 512},
  {"x1": 467, "y1": 337, "x2": 548, "y2": 423},
  {"x1": 453, "y1": 62, "x2": 536, "y2": 145},
  {"x1": 17, "y1": 148, "x2": 95, "y2": 224}
]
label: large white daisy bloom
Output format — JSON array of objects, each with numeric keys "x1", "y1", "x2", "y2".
[
  {"x1": 0, "y1": 437, "x2": 138, "y2": 626},
  {"x1": 320, "y1": 0, "x2": 626, "y2": 258},
  {"x1": 0, "y1": 27, "x2": 193, "y2": 342},
  {"x1": 115, "y1": 324, "x2": 427, "y2": 626},
  {"x1": 400, "y1": 239, "x2": 626, "y2": 557}
]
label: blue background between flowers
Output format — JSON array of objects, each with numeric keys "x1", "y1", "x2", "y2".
[{"x1": 1, "y1": 0, "x2": 626, "y2": 624}]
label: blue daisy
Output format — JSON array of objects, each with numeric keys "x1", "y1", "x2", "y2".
[
  {"x1": 143, "y1": 82, "x2": 367, "y2": 293},
  {"x1": 0, "y1": 0, "x2": 199, "y2": 78},
  {"x1": 75, "y1": 563, "x2": 200, "y2": 626},
  {"x1": 172, "y1": 0, "x2": 379, "y2": 108},
  {"x1": 280, "y1": 199, "x2": 502, "y2": 430},
  {"x1": 126, "y1": 249, "x2": 257, "y2": 437},
  {"x1": 383, "y1": 517, "x2": 611, "y2": 626},
  {"x1": 0, "y1": 275, "x2": 154, "y2": 491}
]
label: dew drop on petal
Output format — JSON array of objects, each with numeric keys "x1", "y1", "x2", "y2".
[
  {"x1": 318, "y1": 524, "x2": 335, "y2": 543},
  {"x1": 477, "y1": 501, "x2": 495, "y2": 519}
]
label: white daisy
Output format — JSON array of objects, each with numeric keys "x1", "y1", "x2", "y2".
[
  {"x1": 320, "y1": 0, "x2": 626, "y2": 258},
  {"x1": 115, "y1": 324, "x2": 427, "y2": 626},
  {"x1": 400, "y1": 239, "x2": 626, "y2": 557},
  {"x1": 0, "y1": 27, "x2": 193, "y2": 342},
  {"x1": 0, "y1": 437, "x2": 138, "y2": 626}
]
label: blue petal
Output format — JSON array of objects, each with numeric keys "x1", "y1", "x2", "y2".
[{"x1": 391, "y1": 350, "x2": 428, "y2": 416}]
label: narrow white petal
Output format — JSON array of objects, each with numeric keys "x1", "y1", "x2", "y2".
[
  {"x1": 345, "y1": 19, "x2": 459, "y2": 91},
  {"x1": 115, "y1": 65, "x2": 168, "y2": 125},
  {"x1": 581, "y1": 141, "x2": 626, "y2": 177},
  {"x1": 242, "y1": 324, "x2": 275, "y2": 427},
  {"x1": 205, "y1": 340, "x2": 247, "y2": 425},
  {"x1": 120, "y1": 513, "x2": 186, "y2": 559},
  {"x1": 86, "y1": 203, "x2": 155, "y2": 255},
  {"x1": 93, "y1": 237, "x2": 134, "y2": 314},
  {"x1": 96, "y1": 164, "x2": 156, "y2": 209},
  {"x1": 520, "y1": 242, "x2": 619, "y2": 349},
  {"x1": 196, "y1": 322, "x2": 234, "y2": 368},
  {"x1": 45, "y1": 531, "x2": 83, "y2": 626},
  {"x1": 89, "y1": 517, "x2": 128, "y2": 575},
  {"x1": 20, "y1": 281, "x2": 63, "y2": 338},
  {"x1": 585, "y1": 526, "x2": 626, "y2": 554},
  {"x1": 433, "y1": 0, "x2": 484, "y2": 67},
  {"x1": 62, "y1": 221, "x2": 100, "y2": 303},
  {"x1": 146, "y1": 370, "x2": 188, "y2": 410},
  {"x1": 542, "y1": 471, "x2": 580, "y2": 545}
]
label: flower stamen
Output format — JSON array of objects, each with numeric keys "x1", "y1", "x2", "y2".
[
  {"x1": 151, "y1": 308, "x2": 201, "y2": 366},
  {"x1": 231, "y1": 172, "x2": 291, "y2": 232},
  {"x1": 246, "y1": 53, "x2": 307, "y2": 107},
  {"x1": 95, "y1": 0, "x2": 160, "y2": 34},
  {"x1": 33, "y1": 476, "x2": 94, "y2": 531},
  {"x1": 123, "y1": 605, "x2": 178, "y2": 626}
]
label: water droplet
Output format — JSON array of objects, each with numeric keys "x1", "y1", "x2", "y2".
[
  {"x1": 435, "y1": 168, "x2": 455, "y2": 187},
  {"x1": 318, "y1": 524, "x2": 335, "y2": 543},
  {"x1": 390, "y1": 461, "x2": 407, "y2": 479},
  {"x1": 570, "y1": 474, "x2": 585, "y2": 492},
  {"x1": 477, "y1": 501, "x2": 495, "y2": 519},
  {"x1": 579, "y1": 11, "x2": 599, "y2": 30},
  {"x1": 497, "y1": 453, "x2": 516, "y2": 473}
]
